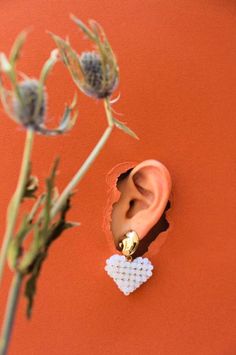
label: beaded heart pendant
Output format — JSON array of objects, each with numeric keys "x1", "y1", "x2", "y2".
[{"x1": 105, "y1": 254, "x2": 154, "y2": 295}]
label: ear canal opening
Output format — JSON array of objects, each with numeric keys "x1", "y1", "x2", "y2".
[
  {"x1": 126, "y1": 199, "x2": 135, "y2": 218},
  {"x1": 113, "y1": 167, "x2": 171, "y2": 256}
]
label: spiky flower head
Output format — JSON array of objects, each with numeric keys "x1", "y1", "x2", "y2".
[
  {"x1": 79, "y1": 51, "x2": 118, "y2": 98},
  {"x1": 51, "y1": 17, "x2": 119, "y2": 99},
  {"x1": 0, "y1": 31, "x2": 78, "y2": 135},
  {"x1": 12, "y1": 79, "x2": 47, "y2": 130}
]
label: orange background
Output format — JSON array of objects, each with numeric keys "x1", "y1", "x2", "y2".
[{"x1": 0, "y1": 0, "x2": 236, "y2": 354}]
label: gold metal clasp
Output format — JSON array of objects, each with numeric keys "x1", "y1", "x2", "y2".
[{"x1": 119, "y1": 230, "x2": 139, "y2": 261}]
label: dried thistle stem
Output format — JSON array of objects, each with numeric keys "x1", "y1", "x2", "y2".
[
  {"x1": 0, "y1": 129, "x2": 34, "y2": 287},
  {"x1": 0, "y1": 272, "x2": 22, "y2": 355},
  {"x1": 104, "y1": 97, "x2": 114, "y2": 127},
  {"x1": 50, "y1": 97, "x2": 114, "y2": 219}
]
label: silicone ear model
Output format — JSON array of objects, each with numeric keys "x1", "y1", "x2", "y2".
[
  {"x1": 111, "y1": 159, "x2": 172, "y2": 247},
  {"x1": 104, "y1": 159, "x2": 172, "y2": 296}
]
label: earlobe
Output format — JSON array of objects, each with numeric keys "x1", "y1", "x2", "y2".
[{"x1": 111, "y1": 159, "x2": 172, "y2": 245}]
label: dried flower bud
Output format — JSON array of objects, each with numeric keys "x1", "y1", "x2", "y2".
[
  {"x1": 79, "y1": 51, "x2": 118, "y2": 99},
  {"x1": 12, "y1": 79, "x2": 47, "y2": 129},
  {"x1": 0, "y1": 32, "x2": 78, "y2": 135},
  {"x1": 51, "y1": 18, "x2": 119, "y2": 100}
]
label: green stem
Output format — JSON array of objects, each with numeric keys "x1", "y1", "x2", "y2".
[
  {"x1": 0, "y1": 129, "x2": 34, "y2": 287},
  {"x1": 50, "y1": 98, "x2": 114, "y2": 219},
  {"x1": 0, "y1": 272, "x2": 23, "y2": 355},
  {"x1": 0, "y1": 98, "x2": 114, "y2": 354},
  {"x1": 104, "y1": 97, "x2": 113, "y2": 127},
  {"x1": 51, "y1": 126, "x2": 113, "y2": 218}
]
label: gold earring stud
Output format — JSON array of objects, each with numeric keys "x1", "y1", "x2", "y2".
[{"x1": 119, "y1": 230, "x2": 140, "y2": 261}]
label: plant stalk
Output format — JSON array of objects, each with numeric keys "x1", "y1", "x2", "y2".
[
  {"x1": 0, "y1": 272, "x2": 23, "y2": 355},
  {"x1": 103, "y1": 97, "x2": 113, "y2": 126},
  {"x1": 50, "y1": 97, "x2": 114, "y2": 219},
  {"x1": 0, "y1": 129, "x2": 34, "y2": 287},
  {"x1": 0, "y1": 98, "x2": 114, "y2": 354}
]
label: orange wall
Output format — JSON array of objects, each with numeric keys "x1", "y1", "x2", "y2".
[{"x1": 0, "y1": 1, "x2": 236, "y2": 354}]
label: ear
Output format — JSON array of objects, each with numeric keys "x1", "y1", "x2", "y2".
[{"x1": 111, "y1": 159, "x2": 172, "y2": 248}]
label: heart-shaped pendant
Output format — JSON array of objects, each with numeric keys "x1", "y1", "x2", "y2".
[{"x1": 105, "y1": 254, "x2": 154, "y2": 295}]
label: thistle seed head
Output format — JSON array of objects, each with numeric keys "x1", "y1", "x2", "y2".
[
  {"x1": 12, "y1": 79, "x2": 47, "y2": 129},
  {"x1": 79, "y1": 51, "x2": 118, "y2": 99}
]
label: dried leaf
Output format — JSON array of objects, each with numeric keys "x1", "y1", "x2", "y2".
[
  {"x1": 49, "y1": 33, "x2": 84, "y2": 84},
  {"x1": 9, "y1": 30, "x2": 28, "y2": 66},
  {"x1": 41, "y1": 157, "x2": 60, "y2": 235},
  {"x1": 70, "y1": 15, "x2": 96, "y2": 41},
  {"x1": 32, "y1": 49, "x2": 59, "y2": 121},
  {"x1": 18, "y1": 224, "x2": 41, "y2": 274},
  {"x1": 23, "y1": 160, "x2": 79, "y2": 318},
  {"x1": 27, "y1": 194, "x2": 46, "y2": 224},
  {"x1": 22, "y1": 162, "x2": 38, "y2": 200},
  {"x1": 24, "y1": 175, "x2": 39, "y2": 199},
  {"x1": 113, "y1": 117, "x2": 139, "y2": 140},
  {"x1": 24, "y1": 198, "x2": 79, "y2": 318},
  {"x1": 0, "y1": 53, "x2": 23, "y2": 104},
  {"x1": 24, "y1": 251, "x2": 46, "y2": 318},
  {"x1": 7, "y1": 215, "x2": 34, "y2": 270}
]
